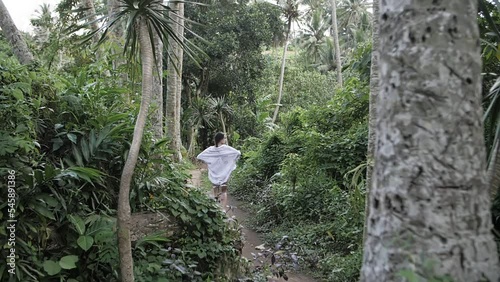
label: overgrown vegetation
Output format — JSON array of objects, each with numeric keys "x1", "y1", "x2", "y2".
[
  {"x1": 0, "y1": 54, "x2": 242, "y2": 281},
  {"x1": 231, "y1": 62, "x2": 369, "y2": 280},
  {"x1": 2, "y1": 0, "x2": 500, "y2": 281}
]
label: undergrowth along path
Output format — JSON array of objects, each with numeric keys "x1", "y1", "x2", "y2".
[{"x1": 188, "y1": 168, "x2": 317, "y2": 282}]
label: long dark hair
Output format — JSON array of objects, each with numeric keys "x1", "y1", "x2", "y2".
[{"x1": 214, "y1": 132, "x2": 225, "y2": 147}]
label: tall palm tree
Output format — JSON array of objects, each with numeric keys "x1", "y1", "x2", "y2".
[
  {"x1": 117, "y1": 16, "x2": 152, "y2": 282},
  {"x1": 314, "y1": 36, "x2": 336, "y2": 72},
  {"x1": 0, "y1": 0, "x2": 34, "y2": 65},
  {"x1": 31, "y1": 4, "x2": 53, "y2": 45},
  {"x1": 302, "y1": 0, "x2": 327, "y2": 17},
  {"x1": 175, "y1": 2, "x2": 185, "y2": 158},
  {"x1": 165, "y1": 0, "x2": 184, "y2": 162},
  {"x1": 361, "y1": 0, "x2": 500, "y2": 280},
  {"x1": 337, "y1": 0, "x2": 371, "y2": 32},
  {"x1": 272, "y1": 0, "x2": 301, "y2": 124},
  {"x1": 297, "y1": 9, "x2": 329, "y2": 65},
  {"x1": 31, "y1": 4, "x2": 62, "y2": 69},
  {"x1": 337, "y1": 0, "x2": 371, "y2": 49},
  {"x1": 331, "y1": 0, "x2": 342, "y2": 88},
  {"x1": 92, "y1": 0, "x2": 195, "y2": 280}
]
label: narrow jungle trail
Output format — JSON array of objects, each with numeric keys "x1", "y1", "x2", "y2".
[{"x1": 188, "y1": 168, "x2": 317, "y2": 282}]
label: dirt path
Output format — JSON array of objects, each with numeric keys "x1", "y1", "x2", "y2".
[{"x1": 189, "y1": 168, "x2": 316, "y2": 282}]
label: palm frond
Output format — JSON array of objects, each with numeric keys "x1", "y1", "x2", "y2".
[{"x1": 70, "y1": 0, "x2": 207, "y2": 70}]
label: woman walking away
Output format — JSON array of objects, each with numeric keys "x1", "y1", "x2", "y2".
[{"x1": 197, "y1": 132, "x2": 241, "y2": 210}]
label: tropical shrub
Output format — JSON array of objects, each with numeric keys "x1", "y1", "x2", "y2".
[{"x1": 231, "y1": 75, "x2": 368, "y2": 281}]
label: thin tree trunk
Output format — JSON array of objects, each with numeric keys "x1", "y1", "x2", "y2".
[
  {"x1": 188, "y1": 127, "x2": 198, "y2": 158},
  {"x1": 165, "y1": 0, "x2": 183, "y2": 162},
  {"x1": 174, "y1": 2, "x2": 184, "y2": 160},
  {"x1": 152, "y1": 2, "x2": 164, "y2": 139},
  {"x1": 220, "y1": 112, "x2": 227, "y2": 145},
  {"x1": 152, "y1": 35, "x2": 163, "y2": 139},
  {"x1": 331, "y1": 0, "x2": 342, "y2": 88},
  {"x1": 271, "y1": 20, "x2": 292, "y2": 124},
  {"x1": 361, "y1": 0, "x2": 379, "y2": 246},
  {"x1": 184, "y1": 77, "x2": 192, "y2": 106},
  {"x1": 199, "y1": 68, "x2": 210, "y2": 97},
  {"x1": 487, "y1": 139, "x2": 500, "y2": 199},
  {"x1": 166, "y1": 56, "x2": 176, "y2": 152},
  {"x1": 117, "y1": 18, "x2": 154, "y2": 282},
  {"x1": 361, "y1": 1, "x2": 500, "y2": 281},
  {"x1": 185, "y1": 78, "x2": 197, "y2": 157},
  {"x1": 166, "y1": 53, "x2": 178, "y2": 154},
  {"x1": 0, "y1": 0, "x2": 34, "y2": 65}
]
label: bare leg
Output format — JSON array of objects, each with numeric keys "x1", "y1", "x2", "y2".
[
  {"x1": 212, "y1": 186, "x2": 219, "y2": 199},
  {"x1": 219, "y1": 193, "x2": 228, "y2": 211},
  {"x1": 220, "y1": 185, "x2": 228, "y2": 211},
  {"x1": 211, "y1": 184, "x2": 228, "y2": 211}
]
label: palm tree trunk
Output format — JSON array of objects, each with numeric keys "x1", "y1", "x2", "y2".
[
  {"x1": 152, "y1": 16, "x2": 164, "y2": 139},
  {"x1": 361, "y1": 1, "x2": 500, "y2": 280},
  {"x1": 331, "y1": 0, "x2": 342, "y2": 88},
  {"x1": 362, "y1": 0, "x2": 379, "y2": 245},
  {"x1": 166, "y1": 0, "x2": 183, "y2": 162},
  {"x1": 174, "y1": 2, "x2": 185, "y2": 160},
  {"x1": 0, "y1": 0, "x2": 34, "y2": 65},
  {"x1": 117, "y1": 18, "x2": 154, "y2": 282},
  {"x1": 271, "y1": 20, "x2": 292, "y2": 124}
]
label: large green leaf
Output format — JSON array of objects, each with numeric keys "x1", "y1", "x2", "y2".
[
  {"x1": 94, "y1": 230, "x2": 115, "y2": 243},
  {"x1": 12, "y1": 88, "x2": 24, "y2": 100},
  {"x1": 68, "y1": 214, "x2": 86, "y2": 235},
  {"x1": 43, "y1": 260, "x2": 61, "y2": 275},
  {"x1": 72, "y1": 145, "x2": 84, "y2": 166},
  {"x1": 67, "y1": 133, "x2": 78, "y2": 144},
  {"x1": 32, "y1": 202, "x2": 55, "y2": 220},
  {"x1": 59, "y1": 255, "x2": 79, "y2": 269},
  {"x1": 39, "y1": 194, "x2": 59, "y2": 208},
  {"x1": 44, "y1": 164, "x2": 57, "y2": 180},
  {"x1": 57, "y1": 166, "x2": 105, "y2": 186},
  {"x1": 77, "y1": 235, "x2": 94, "y2": 251}
]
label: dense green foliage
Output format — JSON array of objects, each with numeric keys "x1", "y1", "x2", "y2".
[
  {"x1": 231, "y1": 57, "x2": 369, "y2": 280},
  {"x1": 2, "y1": 0, "x2": 500, "y2": 281},
  {"x1": 182, "y1": 0, "x2": 284, "y2": 147},
  {"x1": 0, "y1": 54, "x2": 241, "y2": 281}
]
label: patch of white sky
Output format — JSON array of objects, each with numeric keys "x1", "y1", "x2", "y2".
[{"x1": 3, "y1": 0, "x2": 62, "y2": 33}]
